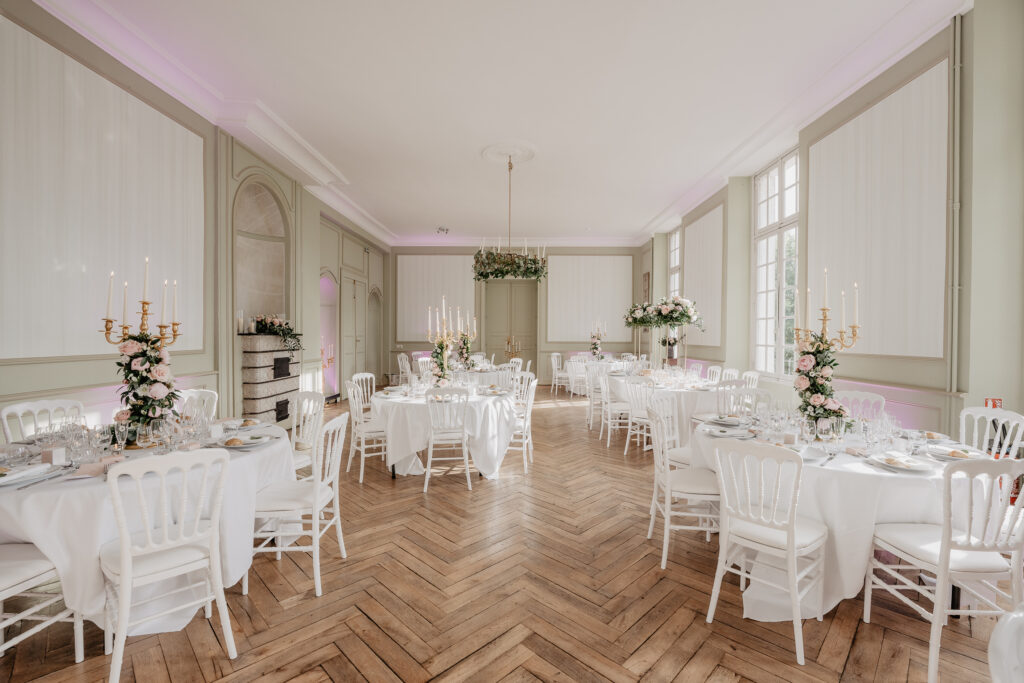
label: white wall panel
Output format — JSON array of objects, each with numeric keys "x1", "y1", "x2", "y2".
[
  {"x1": 396, "y1": 255, "x2": 475, "y2": 341},
  {"x1": 0, "y1": 16, "x2": 204, "y2": 359},
  {"x1": 808, "y1": 60, "x2": 947, "y2": 358},
  {"x1": 683, "y1": 206, "x2": 724, "y2": 346},
  {"x1": 546, "y1": 255, "x2": 632, "y2": 342}
]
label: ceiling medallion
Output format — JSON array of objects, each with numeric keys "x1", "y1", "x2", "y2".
[{"x1": 474, "y1": 146, "x2": 547, "y2": 281}]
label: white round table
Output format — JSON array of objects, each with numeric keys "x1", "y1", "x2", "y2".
[
  {"x1": 691, "y1": 426, "x2": 946, "y2": 622},
  {"x1": 0, "y1": 425, "x2": 295, "y2": 634},
  {"x1": 370, "y1": 391, "x2": 518, "y2": 479},
  {"x1": 608, "y1": 376, "x2": 720, "y2": 445},
  {"x1": 453, "y1": 370, "x2": 503, "y2": 386}
]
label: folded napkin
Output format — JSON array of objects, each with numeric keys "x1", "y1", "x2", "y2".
[
  {"x1": 845, "y1": 447, "x2": 868, "y2": 457},
  {"x1": 0, "y1": 463, "x2": 51, "y2": 483},
  {"x1": 75, "y1": 453, "x2": 125, "y2": 477}
]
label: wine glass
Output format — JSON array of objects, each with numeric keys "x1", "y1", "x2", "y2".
[
  {"x1": 114, "y1": 421, "x2": 130, "y2": 453},
  {"x1": 135, "y1": 424, "x2": 153, "y2": 450}
]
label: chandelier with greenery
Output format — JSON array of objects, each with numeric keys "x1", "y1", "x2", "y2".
[{"x1": 473, "y1": 155, "x2": 548, "y2": 281}]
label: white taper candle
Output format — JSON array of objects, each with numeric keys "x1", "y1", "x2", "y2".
[
  {"x1": 172, "y1": 280, "x2": 178, "y2": 322},
  {"x1": 106, "y1": 271, "x2": 114, "y2": 319},
  {"x1": 143, "y1": 257, "x2": 149, "y2": 301},
  {"x1": 122, "y1": 281, "x2": 128, "y2": 324},
  {"x1": 160, "y1": 280, "x2": 167, "y2": 324}
]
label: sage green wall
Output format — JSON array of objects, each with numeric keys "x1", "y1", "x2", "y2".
[
  {"x1": 960, "y1": 0, "x2": 1024, "y2": 411},
  {"x1": 679, "y1": 187, "x2": 729, "y2": 364}
]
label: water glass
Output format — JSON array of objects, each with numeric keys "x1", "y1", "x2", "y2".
[{"x1": 114, "y1": 421, "x2": 130, "y2": 452}]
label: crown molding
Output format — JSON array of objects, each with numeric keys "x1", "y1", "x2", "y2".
[
  {"x1": 390, "y1": 234, "x2": 646, "y2": 249},
  {"x1": 36, "y1": 0, "x2": 396, "y2": 244},
  {"x1": 638, "y1": 0, "x2": 970, "y2": 236}
]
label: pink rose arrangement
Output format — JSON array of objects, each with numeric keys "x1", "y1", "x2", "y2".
[
  {"x1": 114, "y1": 333, "x2": 179, "y2": 429},
  {"x1": 793, "y1": 331, "x2": 847, "y2": 425},
  {"x1": 624, "y1": 295, "x2": 703, "y2": 330}
]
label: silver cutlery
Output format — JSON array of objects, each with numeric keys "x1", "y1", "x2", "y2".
[{"x1": 16, "y1": 469, "x2": 72, "y2": 490}]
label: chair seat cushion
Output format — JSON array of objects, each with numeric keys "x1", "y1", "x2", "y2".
[
  {"x1": 255, "y1": 481, "x2": 332, "y2": 513},
  {"x1": 354, "y1": 419, "x2": 386, "y2": 436},
  {"x1": 99, "y1": 524, "x2": 211, "y2": 580},
  {"x1": 666, "y1": 446, "x2": 692, "y2": 467},
  {"x1": 729, "y1": 515, "x2": 827, "y2": 551},
  {"x1": 873, "y1": 523, "x2": 1010, "y2": 573},
  {"x1": 0, "y1": 544, "x2": 55, "y2": 591},
  {"x1": 607, "y1": 401, "x2": 629, "y2": 413},
  {"x1": 668, "y1": 467, "x2": 719, "y2": 496}
]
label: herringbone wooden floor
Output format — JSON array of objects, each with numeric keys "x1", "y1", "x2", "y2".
[{"x1": 1, "y1": 391, "x2": 996, "y2": 682}]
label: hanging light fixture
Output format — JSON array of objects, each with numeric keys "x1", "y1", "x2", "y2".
[{"x1": 473, "y1": 146, "x2": 547, "y2": 281}]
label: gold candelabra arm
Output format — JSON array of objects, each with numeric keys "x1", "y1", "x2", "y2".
[
  {"x1": 101, "y1": 318, "x2": 127, "y2": 345},
  {"x1": 794, "y1": 307, "x2": 860, "y2": 352}
]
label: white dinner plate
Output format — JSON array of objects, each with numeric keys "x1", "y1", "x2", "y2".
[
  {"x1": 867, "y1": 453, "x2": 933, "y2": 473},
  {"x1": 927, "y1": 445, "x2": 985, "y2": 462},
  {"x1": 220, "y1": 434, "x2": 272, "y2": 449},
  {"x1": 0, "y1": 464, "x2": 59, "y2": 488},
  {"x1": 704, "y1": 427, "x2": 754, "y2": 440}
]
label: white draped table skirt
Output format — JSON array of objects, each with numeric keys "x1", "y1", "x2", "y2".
[
  {"x1": 0, "y1": 426, "x2": 295, "y2": 634},
  {"x1": 371, "y1": 393, "x2": 518, "y2": 478}
]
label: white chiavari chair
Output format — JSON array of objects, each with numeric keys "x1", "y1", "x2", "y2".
[
  {"x1": 523, "y1": 359, "x2": 532, "y2": 375},
  {"x1": 245, "y1": 414, "x2": 349, "y2": 598},
  {"x1": 397, "y1": 353, "x2": 413, "y2": 385},
  {"x1": 584, "y1": 364, "x2": 604, "y2": 430},
  {"x1": 598, "y1": 374, "x2": 629, "y2": 447},
  {"x1": 715, "y1": 381, "x2": 746, "y2": 417},
  {"x1": 351, "y1": 372, "x2": 376, "y2": 412},
  {"x1": 176, "y1": 389, "x2": 218, "y2": 421},
  {"x1": 565, "y1": 359, "x2": 587, "y2": 398},
  {"x1": 417, "y1": 356, "x2": 433, "y2": 378},
  {"x1": 549, "y1": 353, "x2": 569, "y2": 395},
  {"x1": 686, "y1": 361, "x2": 703, "y2": 378},
  {"x1": 705, "y1": 366, "x2": 722, "y2": 384},
  {"x1": 834, "y1": 391, "x2": 885, "y2": 420},
  {"x1": 290, "y1": 391, "x2": 325, "y2": 472},
  {"x1": 864, "y1": 458, "x2": 1024, "y2": 682},
  {"x1": 508, "y1": 377, "x2": 538, "y2": 472},
  {"x1": 494, "y1": 367, "x2": 514, "y2": 389},
  {"x1": 959, "y1": 407, "x2": 1024, "y2": 459},
  {"x1": 649, "y1": 391, "x2": 691, "y2": 468},
  {"x1": 620, "y1": 353, "x2": 636, "y2": 362},
  {"x1": 707, "y1": 439, "x2": 827, "y2": 666},
  {"x1": 423, "y1": 387, "x2": 472, "y2": 492},
  {"x1": 741, "y1": 371, "x2": 760, "y2": 388},
  {"x1": 102, "y1": 450, "x2": 237, "y2": 682},
  {"x1": 508, "y1": 357, "x2": 523, "y2": 374},
  {"x1": 624, "y1": 377, "x2": 654, "y2": 455},
  {"x1": 647, "y1": 412, "x2": 720, "y2": 569},
  {"x1": 721, "y1": 368, "x2": 739, "y2": 381},
  {"x1": 1, "y1": 400, "x2": 85, "y2": 444},
  {"x1": 345, "y1": 381, "x2": 387, "y2": 483},
  {"x1": 0, "y1": 545, "x2": 83, "y2": 664}
]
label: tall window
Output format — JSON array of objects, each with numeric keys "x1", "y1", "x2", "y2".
[
  {"x1": 752, "y1": 150, "x2": 798, "y2": 375},
  {"x1": 668, "y1": 228, "x2": 681, "y2": 297}
]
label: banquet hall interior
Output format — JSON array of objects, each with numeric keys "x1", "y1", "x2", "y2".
[{"x1": 2, "y1": 0, "x2": 1023, "y2": 681}]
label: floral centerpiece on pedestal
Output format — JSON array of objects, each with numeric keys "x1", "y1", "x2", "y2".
[
  {"x1": 430, "y1": 339, "x2": 451, "y2": 386},
  {"x1": 794, "y1": 332, "x2": 848, "y2": 425},
  {"x1": 590, "y1": 332, "x2": 605, "y2": 359},
  {"x1": 115, "y1": 334, "x2": 180, "y2": 427},
  {"x1": 624, "y1": 295, "x2": 703, "y2": 330},
  {"x1": 456, "y1": 332, "x2": 473, "y2": 365},
  {"x1": 253, "y1": 314, "x2": 303, "y2": 355}
]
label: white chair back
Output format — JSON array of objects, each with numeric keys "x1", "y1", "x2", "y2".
[
  {"x1": 290, "y1": 391, "x2": 325, "y2": 451},
  {"x1": 494, "y1": 367, "x2": 514, "y2": 388},
  {"x1": 312, "y1": 414, "x2": 349, "y2": 509},
  {"x1": 178, "y1": 389, "x2": 218, "y2": 421},
  {"x1": 509, "y1": 358, "x2": 523, "y2": 373},
  {"x1": 721, "y1": 368, "x2": 739, "y2": 381},
  {"x1": 705, "y1": 366, "x2": 722, "y2": 384},
  {"x1": 625, "y1": 377, "x2": 654, "y2": 417},
  {"x1": 425, "y1": 387, "x2": 469, "y2": 436},
  {"x1": 351, "y1": 372, "x2": 376, "y2": 408},
  {"x1": 648, "y1": 393, "x2": 679, "y2": 452},
  {"x1": 741, "y1": 371, "x2": 759, "y2": 388},
  {"x1": 620, "y1": 353, "x2": 636, "y2": 362},
  {"x1": 523, "y1": 359, "x2": 532, "y2": 375},
  {"x1": 714, "y1": 438, "x2": 803, "y2": 538},
  {"x1": 470, "y1": 352, "x2": 486, "y2": 362},
  {"x1": 550, "y1": 352, "x2": 563, "y2": 374},
  {"x1": 345, "y1": 381, "x2": 368, "y2": 425},
  {"x1": 397, "y1": 353, "x2": 412, "y2": 383},
  {"x1": 959, "y1": 407, "x2": 1024, "y2": 459},
  {"x1": 835, "y1": 391, "x2": 885, "y2": 420},
  {"x1": 716, "y1": 384, "x2": 748, "y2": 417},
  {"x1": 417, "y1": 356, "x2": 433, "y2": 378},
  {"x1": 520, "y1": 378, "x2": 539, "y2": 427},
  {"x1": 1, "y1": 399, "x2": 85, "y2": 443},
  {"x1": 511, "y1": 373, "x2": 532, "y2": 409},
  {"x1": 687, "y1": 361, "x2": 704, "y2": 378},
  {"x1": 107, "y1": 449, "x2": 229, "y2": 566},
  {"x1": 648, "y1": 412, "x2": 674, "y2": 488},
  {"x1": 943, "y1": 459, "x2": 1024, "y2": 555}
]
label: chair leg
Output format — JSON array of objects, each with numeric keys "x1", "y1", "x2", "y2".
[
  {"x1": 347, "y1": 432, "x2": 356, "y2": 472},
  {"x1": 242, "y1": 570, "x2": 249, "y2": 595},
  {"x1": 787, "y1": 553, "x2": 805, "y2": 666},
  {"x1": 706, "y1": 533, "x2": 729, "y2": 624},
  {"x1": 660, "y1": 494, "x2": 671, "y2": 570},
  {"x1": 623, "y1": 418, "x2": 632, "y2": 455},
  {"x1": 333, "y1": 496, "x2": 347, "y2": 558},
  {"x1": 647, "y1": 487, "x2": 658, "y2": 539},
  {"x1": 108, "y1": 583, "x2": 132, "y2": 683},
  {"x1": 209, "y1": 560, "x2": 238, "y2": 659},
  {"x1": 103, "y1": 587, "x2": 113, "y2": 655},
  {"x1": 464, "y1": 441, "x2": 472, "y2": 491},
  {"x1": 312, "y1": 518, "x2": 323, "y2": 597},
  {"x1": 73, "y1": 612, "x2": 84, "y2": 663},
  {"x1": 423, "y1": 442, "x2": 433, "y2": 493},
  {"x1": 358, "y1": 436, "x2": 366, "y2": 484},
  {"x1": 928, "y1": 572, "x2": 950, "y2": 683}
]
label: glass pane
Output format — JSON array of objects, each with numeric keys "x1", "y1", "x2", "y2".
[
  {"x1": 758, "y1": 265, "x2": 768, "y2": 292},
  {"x1": 767, "y1": 234, "x2": 778, "y2": 261},
  {"x1": 756, "y1": 292, "x2": 767, "y2": 318},
  {"x1": 764, "y1": 348, "x2": 775, "y2": 374},
  {"x1": 784, "y1": 187, "x2": 797, "y2": 218},
  {"x1": 768, "y1": 196, "x2": 778, "y2": 225},
  {"x1": 757, "y1": 237, "x2": 768, "y2": 265},
  {"x1": 756, "y1": 174, "x2": 767, "y2": 202},
  {"x1": 757, "y1": 320, "x2": 767, "y2": 345},
  {"x1": 784, "y1": 317, "x2": 795, "y2": 345},
  {"x1": 766, "y1": 261, "x2": 777, "y2": 291},
  {"x1": 766, "y1": 290, "x2": 777, "y2": 318},
  {"x1": 767, "y1": 167, "x2": 779, "y2": 197},
  {"x1": 783, "y1": 347, "x2": 794, "y2": 374},
  {"x1": 784, "y1": 285, "x2": 795, "y2": 317},
  {"x1": 784, "y1": 155, "x2": 798, "y2": 187},
  {"x1": 765, "y1": 324, "x2": 775, "y2": 346},
  {"x1": 757, "y1": 201, "x2": 767, "y2": 229}
]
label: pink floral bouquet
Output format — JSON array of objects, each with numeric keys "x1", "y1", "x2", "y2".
[
  {"x1": 793, "y1": 332, "x2": 847, "y2": 425},
  {"x1": 115, "y1": 334, "x2": 180, "y2": 428}
]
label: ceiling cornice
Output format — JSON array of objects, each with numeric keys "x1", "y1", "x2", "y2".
[
  {"x1": 35, "y1": 0, "x2": 399, "y2": 244},
  {"x1": 639, "y1": 0, "x2": 972, "y2": 235}
]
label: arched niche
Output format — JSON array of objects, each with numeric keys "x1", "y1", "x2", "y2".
[{"x1": 233, "y1": 178, "x2": 290, "y2": 318}]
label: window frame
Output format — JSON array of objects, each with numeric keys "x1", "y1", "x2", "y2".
[
  {"x1": 751, "y1": 149, "x2": 799, "y2": 378},
  {"x1": 668, "y1": 227, "x2": 681, "y2": 298}
]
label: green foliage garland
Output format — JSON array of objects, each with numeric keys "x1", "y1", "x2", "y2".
[
  {"x1": 430, "y1": 339, "x2": 451, "y2": 384},
  {"x1": 114, "y1": 333, "x2": 180, "y2": 427},
  {"x1": 793, "y1": 332, "x2": 849, "y2": 423},
  {"x1": 456, "y1": 332, "x2": 472, "y2": 364},
  {"x1": 624, "y1": 296, "x2": 704, "y2": 329},
  {"x1": 253, "y1": 314, "x2": 303, "y2": 356},
  {"x1": 473, "y1": 250, "x2": 547, "y2": 281}
]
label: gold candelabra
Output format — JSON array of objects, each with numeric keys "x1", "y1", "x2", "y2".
[
  {"x1": 504, "y1": 335, "x2": 521, "y2": 360},
  {"x1": 321, "y1": 345, "x2": 335, "y2": 370},
  {"x1": 794, "y1": 307, "x2": 860, "y2": 351},
  {"x1": 427, "y1": 298, "x2": 477, "y2": 375},
  {"x1": 101, "y1": 300, "x2": 181, "y2": 349}
]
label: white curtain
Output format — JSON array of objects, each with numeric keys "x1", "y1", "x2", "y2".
[
  {"x1": 683, "y1": 205, "x2": 724, "y2": 347},
  {"x1": 0, "y1": 17, "x2": 204, "y2": 358},
  {"x1": 546, "y1": 255, "x2": 632, "y2": 342},
  {"x1": 395, "y1": 255, "x2": 475, "y2": 341},
  {"x1": 807, "y1": 60, "x2": 948, "y2": 358}
]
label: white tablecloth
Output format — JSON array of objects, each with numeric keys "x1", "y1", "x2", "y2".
[
  {"x1": 370, "y1": 392, "x2": 518, "y2": 478},
  {"x1": 691, "y1": 427, "x2": 945, "y2": 621},
  {"x1": 453, "y1": 370, "x2": 502, "y2": 386},
  {"x1": 608, "y1": 377, "x2": 719, "y2": 446},
  {"x1": 0, "y1": 426, "x2": 295, "y2": 634}
]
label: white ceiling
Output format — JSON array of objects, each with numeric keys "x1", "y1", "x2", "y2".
[{"x1": 38, "y1": 0, "x2": 969, "y2": 246}]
